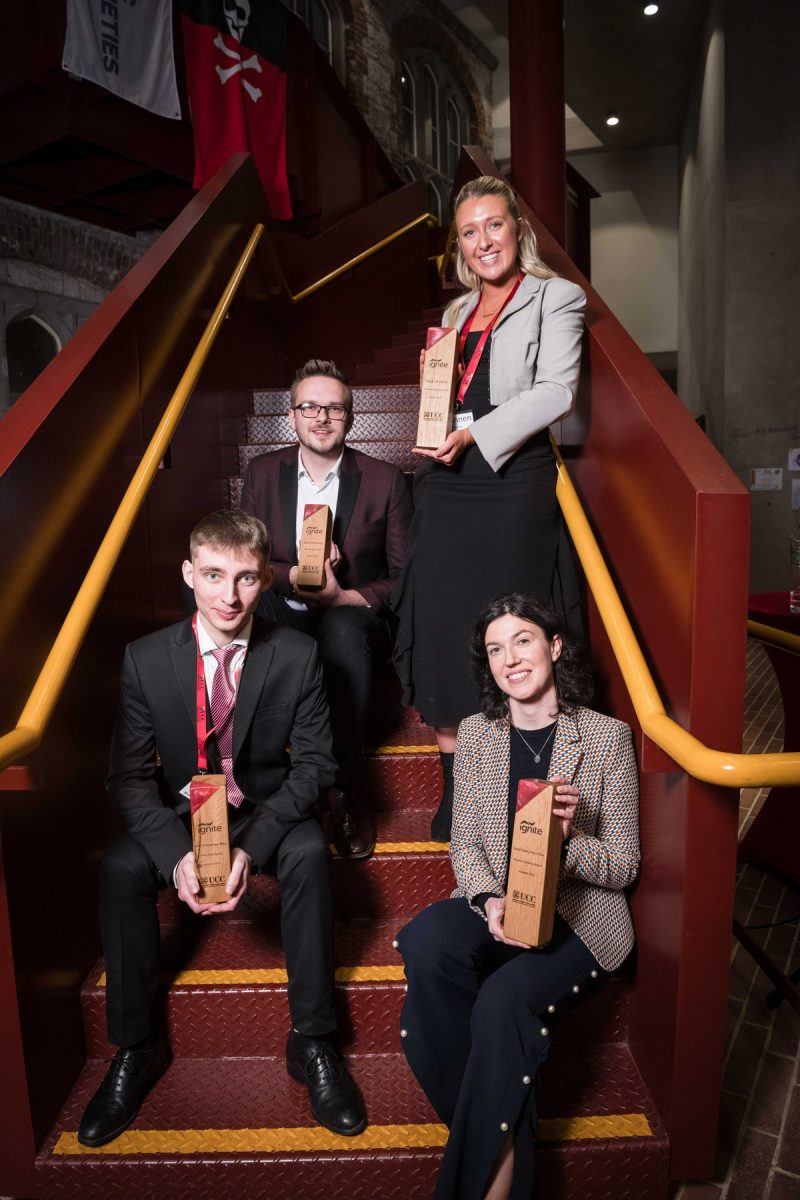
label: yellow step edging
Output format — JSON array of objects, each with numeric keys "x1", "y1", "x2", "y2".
[
  {"x1": 97, "y1": 964, "x2": 408, "y2": 988},
  {"x1": 373, "y1": 744, "x2": 439, "y2": 756},
  {"x1": 54, "y1": 1112, "x2": 652, "y2": 1156},
  {"x1": 332, "y1": 840, "x2": 448, "y2": 856}
]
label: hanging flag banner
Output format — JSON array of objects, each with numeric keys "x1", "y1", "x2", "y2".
[
  {"x1": 62, "y1": 0, "x2": 182, "y2": 120},
  {"x1": 181, "y1": 0, "x2": 293, "y2": 220}
]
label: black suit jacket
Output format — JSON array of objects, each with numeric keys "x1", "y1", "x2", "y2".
[
  {"x1": 239, "y1": 444, "x2": 412, "y2": 613},
  {"x1": 106, "y1": 615, "x2": 336, "y2": 879}
]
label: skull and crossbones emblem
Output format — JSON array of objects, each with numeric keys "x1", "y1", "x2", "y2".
[{"x1": 214, "y1": 0, "x2": 262, "y2": 102}]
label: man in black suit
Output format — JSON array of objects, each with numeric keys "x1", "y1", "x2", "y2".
[
  {"x1": 240, "y1": 359, "x2": 413, "y2": 861},
  {"x1": 78, "y1": 509, "x2": 366, "y2": 1148}
]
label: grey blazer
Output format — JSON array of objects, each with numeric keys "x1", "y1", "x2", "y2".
[
  {"x1": 450, "y1": 706, "x2": 640, "y2": 971},
  {"x1": 447, "y1": 274, "x2": 586, "y2": 472}
]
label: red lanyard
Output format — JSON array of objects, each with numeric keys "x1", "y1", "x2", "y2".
[
  {"x1": 193, "y1": 613, "x2": 212, "y2": 773},
  {"x1": 192, "y1": 612, "x2": 245, "y2": 772},
  {"x1": 457, "y1": 273, "x2": 524, "y2": 406}
]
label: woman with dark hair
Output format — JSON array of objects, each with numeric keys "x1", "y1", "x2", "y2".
[
  {"x1": 392, "y1": 175, "x2": 586, "y2": 841},
  {"x1": 396, "y1": 594, "x2": 640, "y2": 1200}
]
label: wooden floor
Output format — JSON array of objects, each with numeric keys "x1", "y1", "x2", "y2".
[{"x1": 675, "y1": 641, "x2": 800, "y2": 1199}]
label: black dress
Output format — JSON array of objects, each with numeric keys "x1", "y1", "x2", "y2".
[{"x1": 393, "y1": 331, "x2": 581, "y2": 727}]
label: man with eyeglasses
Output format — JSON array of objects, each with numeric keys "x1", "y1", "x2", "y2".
[{"x1": 240, "y1": 359, "x2": 413, "y2": 859}]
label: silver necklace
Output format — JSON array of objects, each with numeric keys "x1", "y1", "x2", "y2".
[{"x1": 512, "y1": 722, "x2": 557, "y2": 763}]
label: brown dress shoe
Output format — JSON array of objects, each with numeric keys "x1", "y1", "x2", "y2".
[{"x1": 329, "y1": 788, "x2": 376, "y2": 860}]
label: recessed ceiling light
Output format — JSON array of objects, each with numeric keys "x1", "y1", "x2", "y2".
[
  {"x1": 644, "y1": 3, "x2": 659, "y2": 14},
  {"x1": 606, "y1": 113, "x2": 620, "y2": 126}
]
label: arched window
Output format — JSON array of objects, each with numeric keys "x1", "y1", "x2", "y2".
[
  {"x1": 399, "y1": 54, "x2": 470, "y2": 225},
  {"x1": 308, "y1": 0, "x2": 332, "y2": 63},
  {"x1": 401, "y1": 62, "x2": 416, "y2": 156},
  {"x1": 6, "y1": 313, "x2": 60, "y2": 402},
  {"x1": 283, "y1": 0, "x2": 340, "y2": 73},
  {"x1": 424, "y1": 66, "x2": 440, "y2": 169},
  {"x1": 446, "y1": 98, "x2": 464, "y2": 180}
]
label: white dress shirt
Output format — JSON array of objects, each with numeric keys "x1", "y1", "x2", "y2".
[{"x1": 195, "y1": 613, "x2": 252, "y2": 696}]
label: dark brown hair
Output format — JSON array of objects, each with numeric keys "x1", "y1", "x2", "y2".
[
  {"x1": 189, "y1": 508, "x2": 271, "y2": 564},
  {"x1": 471, "y1": 592, "x2": 593, "y2": 720},
  {"x1": 290, "y1": 358, "x2": 353, "y2": 411}
]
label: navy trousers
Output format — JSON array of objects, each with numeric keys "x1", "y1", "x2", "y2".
[{"x1": 397, "y1": 898, "x2": 600, "y2": 1200}]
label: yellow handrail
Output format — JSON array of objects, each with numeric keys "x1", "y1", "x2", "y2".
[
  {"x1": 269, "y1": 212, "x2": 437, "y2": 303},
  {"x1": 553, "y1": 439, "x2": 800, "y2": 788},
  {"x1": 0, "y1": 224, "x2": 265, "y2": 776},
  {"x1": 747, "y1": 620, "x2": 800, "y2": 656}
]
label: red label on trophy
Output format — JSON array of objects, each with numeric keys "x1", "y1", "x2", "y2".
[{"x1": 503, "y1": 779, "x2": 563, "y2": 947}]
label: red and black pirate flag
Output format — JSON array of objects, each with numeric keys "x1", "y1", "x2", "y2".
[{"x1": 181, "y1": 0, "x2": 293, "y2": 219}]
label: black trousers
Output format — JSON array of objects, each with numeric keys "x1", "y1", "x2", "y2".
[
  {"x1": 258, "y1": 588, "x2": 388, "y2": 788},
  {"x1": 101, "y1": 812, "x2": 335, "y2": 1048},
  {"x1": 397, "y1": 898, "x2": 600, "y2": 1200}
]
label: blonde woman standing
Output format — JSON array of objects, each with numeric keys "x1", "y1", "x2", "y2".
[{"x1": 393, "y1": 176, "x2": 586, "y2": 840}]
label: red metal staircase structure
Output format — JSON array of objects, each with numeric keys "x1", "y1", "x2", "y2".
[
  {"x1": 0, "y1": 106, "x2": 748, "y2": 1200},
  {"x1": 36, "y1": 677, "x2": 668, "y2": 1197}
]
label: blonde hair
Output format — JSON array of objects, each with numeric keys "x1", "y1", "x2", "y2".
[{"x1": 443, "y1": 176, "x2": 556, "y2": 326}]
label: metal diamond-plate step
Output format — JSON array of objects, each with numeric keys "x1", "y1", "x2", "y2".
[
  {"x1": 353, "y1": 364, "x2": 418, "y2": 385},
  {"x1": 82, "y1": 900, "x2": 630, "y2": 1059},
  {"x1": 253, "y1": 386, "x2": 420, "y2": 415},
  {"x1": 245, "y1": 410, "x2": 418, "y2": 446},
  {"x1": 371, "y1": 345, "x2": 420, "y2": 366},
  {"x1": 153, "y1": 810, "x2": 453, "y2": 928},
  {"x1": 81, "y1": 917, "x2": 411, "y2": 1058},
  {"x1": 358, "y1": 750, "x2": 441, "y2": 810},
  {"x1": 391, "y1": 331, "x2": 429, "y2": 347},
  {"x1": 37, "y1": 1047, "x2": 667, "y2": 1200},
  {"x1": 239, "y1": 441, "x2": 416, "y2": 475}
]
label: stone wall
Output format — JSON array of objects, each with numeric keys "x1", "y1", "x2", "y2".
[
  {"x1": 340, "y1": 0, "x2": 495, "y2": 172},
  {"x1": 0, "y1": 199, "x2": 153, "y2": 414}
]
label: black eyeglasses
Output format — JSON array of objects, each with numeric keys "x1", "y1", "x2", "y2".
[{"x1": 292, "y1": 403, "x2": 350, "y2": 421}]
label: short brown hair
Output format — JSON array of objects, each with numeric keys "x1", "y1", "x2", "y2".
[
  {"x1": 289, "y1": 358, "x2": 353, "y2": 410},
  {"x1": 189, "y1": 508, "x2": 271, "y2": 565}
]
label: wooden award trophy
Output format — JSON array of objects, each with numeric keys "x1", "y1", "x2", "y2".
[
  {"x1": 297, "y1": 503, "x2": 333, "y2": 589},
  {"x1": 503, "y1": 778, "x2": 563, "y2": 947},
  {"x1": 416, "y1": 326, "x2": 459, "y2": 448},
  {"x1": 190, "y1": 775, "x2": 231, "y2": 904}
]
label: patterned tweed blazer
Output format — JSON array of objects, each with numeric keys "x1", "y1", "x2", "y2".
[{"x1": 450, "y1": 706, "x2": 640, "y2": 971}]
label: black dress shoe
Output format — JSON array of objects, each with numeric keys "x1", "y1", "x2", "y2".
[
  {"x1": 286, "y1": 1032, "x2": 367, "y2": 1135},
  {"x1": 77, "y1": 1037, "x2": 169, "y2": 1148},
  {"x1": 430, "y1": 751, "x2": 454, "y2": 842},
  {"x1": 329, "y1": 789, "x2": 376, "y2": 860}
]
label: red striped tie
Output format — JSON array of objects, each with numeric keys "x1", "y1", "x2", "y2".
[{"x1": 210, "y1": 645, "x2": 245, "y2": 809}]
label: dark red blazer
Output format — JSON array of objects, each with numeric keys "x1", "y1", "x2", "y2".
[{"x1": 239, "y1": 445, "x2": 413, "y2": 614}]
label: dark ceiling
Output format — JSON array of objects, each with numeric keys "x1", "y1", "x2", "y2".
[
  {"x1": 565, "y1": 0, "x2": 711, "y2": 151},
  {"x1": 0, "y1": 2, "x2": 194, "y2": 234},
  {"x1": 0, "y1": 1, "x2": 711, "y2": 237}
]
